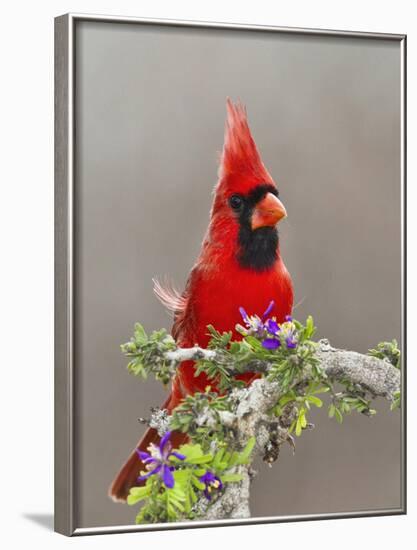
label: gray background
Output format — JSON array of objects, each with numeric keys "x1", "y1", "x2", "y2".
[{"x1": 74, "y1": 21, "x2": 402, "y2": 528}]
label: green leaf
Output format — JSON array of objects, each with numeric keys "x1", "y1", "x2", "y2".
[
  {"x1": 186, "y1": 454, "x2": 213, "y2": 465},
  {"x1": 391, "y1": 391, "x2": 401, "y2": 411},
  {"x1": 178, "y1": 443, "x2": 205, "y2": 460},
  {"x1": 221, "y1": 473, "x2": 243, "y2": 483},
  {"x1": 305, "y1": 315, "x2": 316, "y2": 339},
  {"x1": 278, "y1": 391, "x2": 297, "y2": 407},
  {"x1": 237, "y1": 437, "x2": 256, "y2": 464},
  {"x1": 334, "y1": 407, "x2": 343, "y2": 424},
  {"x1": 229, "y1": 341, "x2": 241, "y2": 353},
  {"x1": 368, "y1": 340, "x2": 401, "y2": 369},
  {"x1": 191, "y1": 477, "x2": 206, "y2": 491},
  {"x1": 226, "y1": 451, "x2": 240, "y2": 468},
  {"x1": 307, "y1": 395, "x2": 323, "y2": 407},
  {"x1": 134, "y1": 323, "x2": 148, "y2": 344},
  {"x1": 312, "y1": 386, "x2": 330, "y2": 394},
  {"x1": 244, "y1": 336, "x2": 264, "y2": 351},
  {"x1": 166, "y1": 486, "x2": 185, "y2": 516},
  {"x1": 340, "y1": 401, "x2": 350, "y2": 414},
  {"x1": 212, "y1": 448, "x2": 225, "y2": 469},
  {"x1": 295, "y1": 415, "x2": 302, "y2": 436},
  {"x1": 127, "y1": 485, "x2": 151, "y2": 505},
  {"x1": 300, "y1": 409, "x2": 307, "y2": 428}
]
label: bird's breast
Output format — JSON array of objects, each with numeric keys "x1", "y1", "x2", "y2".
[{"x1": 190, "y1": 258, "x2": 293, "y2": 347}]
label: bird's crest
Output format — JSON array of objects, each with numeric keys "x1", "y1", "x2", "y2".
[{"x1": 217, "y1": 99, "x2": 274, "y2": 194}]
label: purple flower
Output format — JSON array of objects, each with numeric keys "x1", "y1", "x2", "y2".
[
  {"x1": 282, "y1": 321, "x2": 298, "y2": 350},
  {"x1": 262, "y1": 315, "x2": 281, "y2": 349},
  {"x1": 262, "y1": 301, "x2": 275, "y2": 320},
  {"x1": 136, "y1": 431, "x2": 185, "y2": 489},
  {"x1": 199, "y1": 471, "x2": 223, "y2": 500},
  {"x1": 236, "y1": 301, "x2": 298, "y2": 351},
  {"x1": 239, "y1": 307, "x2": 250, "y2": 324},
  {"x1": 238, "y1": 310, "x2": 264, "y2": 337},
  {"x1": 238, "y1": 301, "x2": 276, "y2": 338},
  {"x1": 265, "y1": 319, "x2": 280, "y2": 335},
  {"x1": 263, "y1": 314, "x2": 298, "y2": 350},
  {"x1": 286, "y1": 336, "x2": 297, "y2": 349},
  {"x1": 262, "y1": 337, "x2": 281, "y2": 350}
]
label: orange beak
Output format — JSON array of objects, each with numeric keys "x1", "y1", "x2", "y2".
[{"x1": 251, "y1": 192, "x2": 287, "y2": 230}]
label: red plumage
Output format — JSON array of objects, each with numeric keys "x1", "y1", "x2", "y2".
[{"x1": 109, "y1": 99, "x2": 293, "y2": 501}]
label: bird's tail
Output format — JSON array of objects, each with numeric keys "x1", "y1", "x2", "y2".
[{"x1": 108, "y1": 394, "x2": 188, "y2": 502}]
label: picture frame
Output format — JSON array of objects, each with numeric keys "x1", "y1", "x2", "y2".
[{"x1": 55, "y1": 13, "x2": 406, "y2": 536}]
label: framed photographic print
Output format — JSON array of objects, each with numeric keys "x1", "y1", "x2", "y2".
[{"x1": 54, "y1": 13, "x2": 406, "y2": 536}]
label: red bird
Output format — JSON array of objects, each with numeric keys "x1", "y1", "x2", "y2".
[{"x1": 109, "y1": 99, "x2": 293, "y2": 501}]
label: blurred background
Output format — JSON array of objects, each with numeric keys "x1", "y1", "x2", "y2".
[{"x1": 74, "y1": 20, "x2": 402, "y2": 528}]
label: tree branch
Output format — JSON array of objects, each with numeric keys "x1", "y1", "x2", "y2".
[
  {"x1": 154, "y1": 339, "x2": 400, "y2": 521},
  {"x1": 316, "y1": 339, "x2": 400, "y2": 400}
]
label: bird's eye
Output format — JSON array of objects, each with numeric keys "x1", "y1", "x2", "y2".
[{"x1": 229, "y1": 194, "x2": 243, "y2": 211}]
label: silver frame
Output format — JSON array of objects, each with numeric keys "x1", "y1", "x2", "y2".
[{"x1": 54, "y1": 13, "x2": 407, "y2": 536}]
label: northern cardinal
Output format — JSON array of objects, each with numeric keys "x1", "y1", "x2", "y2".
[{"x1": 109, "y1": 100, "x2": 293, "y2": 501}]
